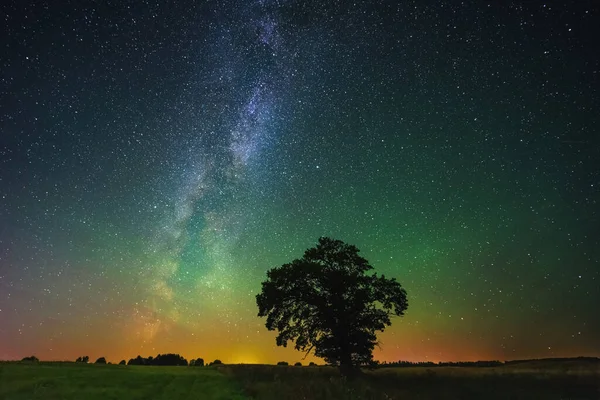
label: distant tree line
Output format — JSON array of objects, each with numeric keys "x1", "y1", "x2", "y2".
[
  {"x1": 69, "y1": 354, "x2": 211, "y2": 366},
  {"x1": 375, "y1": 360, "x2": 503, "y2": 368},
  {"x1": 504, "y1": 357, "x2": 600, "y2": 365},
  {"x1": 25, "y1": 354, "x2": 594, "y2": 368}
]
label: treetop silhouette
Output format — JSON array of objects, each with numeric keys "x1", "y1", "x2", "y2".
[{"x1": 127, "y1": 353, "x2": 188, "y2": 366}]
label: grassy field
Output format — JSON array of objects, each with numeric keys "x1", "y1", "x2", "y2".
[
  {"x1": 222, "y1": 362, "x2": 600, "y2": 400},
  {"x1": 0, "y1": 362, "x2": 246, "y2": 400},
  {"x1": 1, "y1": 360, "x2": 598, "y2": 399}
]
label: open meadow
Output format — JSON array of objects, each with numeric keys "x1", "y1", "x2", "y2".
[
  {"x1": 0, "y1": 362, "x2": 246, "y2": 400},
  {"x1": 1, "y1": 360, "x2": 599, "y2": 400}
]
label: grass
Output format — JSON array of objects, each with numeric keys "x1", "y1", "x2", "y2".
[
  {"x1": 0, "y1": 362, "x2": 247, "y2": 400},
  {"x1": 0, "y1": 360, "x2": 598, "y2": 399},
  {"x1": 221, "y1": 362, "x2": 600, "y2": 400}
]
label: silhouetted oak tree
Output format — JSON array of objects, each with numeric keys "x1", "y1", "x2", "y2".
[
  {"x1": 256, "y1": 237, "x2": 408, "y2": 376},
  {"x1": 95, "y1": 357, "x2": 107, "y2": 364}
]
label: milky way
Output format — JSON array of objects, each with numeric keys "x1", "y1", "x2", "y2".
[
  {"x1": 1, "y1": 1, "x2": 599, "y2": 364},
  {"x1": 141, "y1": 1, "x2": 294, "y2": 334}
]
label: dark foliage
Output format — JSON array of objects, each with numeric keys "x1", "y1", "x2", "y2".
[
  {"x1": 75, "y1": 356, "x2": 89, "y2": 363},
  {"x1": 153, "y1": 354, "x2": 188, "y2": 366},
  {"x1": 190, "y1": 358, "x2": 205, "y2": 366},
  {"x1": 126, "y1": 353, "x2": 188, "y2": 366},
  {"x1": 21, "y1": 356, "x2": 39, "y2": 362},
  {"x1": 95, "y1": 357, "x2": 107, "y2": 364},
  {"x1": 277, "y1": 361, "x2": 289, "y2": 366},
  {"x1": 505, "y1": 357, "x2": 600, "y2": 365},
  {"x1": 257, "y1": 237, "x2": 408, "y2": 375},
  {"x1": 127, "y1": 355, "x2": 147, "y2": 366},
  {"x1": 119, "y1": 360, "x2": 126, "y2": 365},
  {"x1": 294, "y1": 362, "x2": 302, "y2": 366},
  {"x1": 209, "y1": 359, "x2": 223, "y2": 366},
  {"x1": 377, "y1": 360, "x2": 504, "y2": 368},
  {"x1": 309, "y1": 362, "x2": 317, "y2": 366}
]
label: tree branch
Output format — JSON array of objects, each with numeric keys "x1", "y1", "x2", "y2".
[{"x1": 302, "y1": 344, "x2": 315, "y2": 360}]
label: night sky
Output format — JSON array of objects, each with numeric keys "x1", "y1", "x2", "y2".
[{"x1": 1, "y1": 1, "x2": 599, "y2": 365}]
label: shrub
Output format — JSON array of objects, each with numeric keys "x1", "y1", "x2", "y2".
[
  {"x1": 190, "y1": 358, "x2": 204, "y2": 367},
  {"x1": 125, "y1": 354, "x2": 188, "y2": 366},
  {"x1": 21, "y1": 356, "x2": 39, "y2": 362},
  {"x1": 277, "y1": 361, "x2": 289, "y2": 366},
  {"x1": 152, "y1": 353, "x2": 188, "y2": 366},
  {"x1": 294, "y1": 362, "x2": 302, "y2": 366},
  {"x1": 210, "y1": 359, "x2": 222, "y2": 366},
  {"x1": 95, "y1": 357, "x2": 107, "y2": 364},
  {"x1": 119, "y1": 360, "x2": 126, "y2": 365},
  {"x1": 127, "y1": 356, "x2": 146, "y2": 365}
]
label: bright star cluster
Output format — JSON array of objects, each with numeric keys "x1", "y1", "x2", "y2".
[{"x1": 0, "y1": 1, "x2": 598, "y2": 364}]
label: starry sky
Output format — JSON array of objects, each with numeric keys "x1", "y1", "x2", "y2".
[{"x1": 1, "y1": 1, "x2": 599, "y2": 365}]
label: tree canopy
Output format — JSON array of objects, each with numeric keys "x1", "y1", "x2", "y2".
[{"x1": 256, "y1": 237, "x2": 408, "y2": 375}]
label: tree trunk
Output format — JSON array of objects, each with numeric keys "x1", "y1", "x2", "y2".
[
  {"x1": 339, "y1": 353, "x2": 360, "y2": 379},
  {"x1": 336, "y1": 318, "x2": 362, "y2": 379}
]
